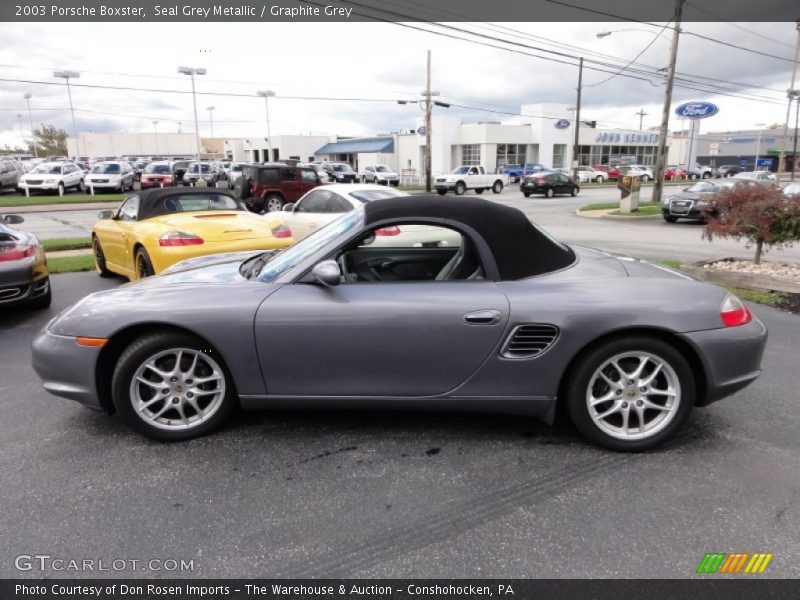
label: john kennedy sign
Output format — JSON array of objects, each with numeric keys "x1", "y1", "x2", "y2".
[{"x1": 675, "y1": 101, "x2": 719, "y2": 120}]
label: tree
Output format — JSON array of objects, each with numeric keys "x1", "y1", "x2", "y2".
[
  {"x1": 27, "y1": 123, "x2": 68, "y2": 157},
  {"x1": 702, "y1": 184, "x2": 800, "y2": 264}
]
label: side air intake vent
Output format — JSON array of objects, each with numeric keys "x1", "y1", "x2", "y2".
[{"x1": 501, "y1": 324, "x2": 559, "y2": 358}]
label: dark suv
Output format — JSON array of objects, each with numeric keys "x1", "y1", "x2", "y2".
[
  {"x1": 234, "y1": 164, "x2": 321, "y2": 212},
  {"x1": 0, "y1": 159, "x2": 23, "y2": 194}
]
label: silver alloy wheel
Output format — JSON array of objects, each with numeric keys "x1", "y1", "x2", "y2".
[
  {"x1": 129, "y1": 348, "x2": 226, "y2": 431},
  {"x1": 266, "y1": 196, "x2": 283, "y2": 212},
  {"x1": 586, "y1": 351, "x2": 681, "y2": 441}
]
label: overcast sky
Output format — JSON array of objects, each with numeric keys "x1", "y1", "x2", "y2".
[{"x1": 0, "y1": 20, "x2": 797, "y2": 149}]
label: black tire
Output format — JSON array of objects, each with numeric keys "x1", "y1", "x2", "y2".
[
  {"x1": 595, "y1": 176, "x2": 604, "y2": 183},
  {"x1": 663, "y1": 215, "x2": 678, "y2": 223},
  {"x1": 436, "y1": 189, "x2": 447, "y2": 196},
  {"x1": 475, "y1": 188, "x2": 484, "y2": 194},
  {"x1": 641, "y1": 175, "x2": 650, "y2": 183},
  {"x1": 135, "y1": 246, "x2": 155, "y2": 280},
  {"x1": 111, "y1": 332, "x2": 237, "y2": 441},
  {"x1": 570, "y1": 186, "x2": 578, "y2": 197},
  {"x1": 93, "y1": 237, "x2": 114, "y2": 277},
  {"x1": 29, "y1": 280, "x2": 52, "y2": 309},
  {"x1": 702, "y1": 172, "x2": 711, "y2": 179},
  {"x1": 523, "y1": 191, "x2": 532, "y2": 198},
  {"x1": 77, "y1": 179, "x2": 85, "y2": 192},
  {"x1": 545, "y1": 187, "x2": 554, "y2": 198},
  {"x1": 265, "y1": 193, "x2": 284, "y2": 212},
  {"x1": 492, "y1": 181, "x2": 503, "y2": 194},
  {"x1": 454, "y1": 181, "x2": 466, "y2": 196},
  {"x1": 563, "y1": 336, "x2": 695, "y2": 451},
  {"x1": 57, "y1": 182, "x2": 65, "y2": 196}
]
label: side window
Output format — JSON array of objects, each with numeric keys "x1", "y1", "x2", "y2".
[
  {"x1": 326, "y1": 195, "x2": 352, "y2": 213},
  {"x1": 0, "y1": 162, "x2": 8, "y2": 174},
  {"x1": 118, "y1": 196, "x2": 140, "y2": 221},
  {"x1": 296, "y1": 190, "x2": 330, "y2": 213},
  {"x1": 260, "y1": 168, "x2": 280, "y2": 185},
  {"x1": 281, "y1": 168, "x2": 297, "y2": 181},
  {"x1": 299, "y1": 169, "x2": 317, "y2": 182}
]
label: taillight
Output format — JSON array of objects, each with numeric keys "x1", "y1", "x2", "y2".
[
  {"x1": 0, "y1": 243, "x2": 35, "y2": 261},
  {"x1": 158, "y1": 231, "x2": 204, "y2": 246},
  {"x1": 375, "y1": 226, "x2": 401, "y2": 236},
  {"x1": 270, "y1": 223, "x2": 292, "y2": 238},
  {"x1": 720, "y1": 294, "x2": 752, "y2": 327}
]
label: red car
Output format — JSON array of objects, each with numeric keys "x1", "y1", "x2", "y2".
[
  {"x1": 234, "y1": 164, "x2": 321, "y2": 212},
  {"x1": 593, "y1": 165, "x2": 620, "y2": 181},
  {"x1": 665, "y1": 165, "x2": 688, "y2": 180},
  {"x1": 139, "y1": 162, "x2": 175, "y2": 189}
]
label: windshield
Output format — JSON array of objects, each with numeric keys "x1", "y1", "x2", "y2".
[
  {"x1": 348, "y1": 189, "x2": 406, "y2": 203},
  {"x1": 686, "y1": 182, "x2": 718, "y2": 193},
  {"x1": 258, "y1": 210, "x2": 362, "y2": 282},
  {"x1": 92, "y1": 163, "x2": 121, "y2": 174},
  {"x1": 173, "y1": 161, "x2": 189, "y2": 169},
  {"x1": 333, "y1": 164, "x2": 352, "y2": 172},
  {"x1": 374, "y1": 165, "x2": 392, "y2": 172},
  {"x1": 189, "y1": 163, "x2": 212, "y2": 173},
  {"x1": 31, "y1": 164, "x2": 61, "y2": 174},
  {"x1": 145, "y1": 164, "x2": 171, "y2": 174},
  {"x1": 231, "y1": 164, "x2": 245, "y2": 172},
  {"x1": 453, "y1": 167, "x2": 470, "y2": 174}
]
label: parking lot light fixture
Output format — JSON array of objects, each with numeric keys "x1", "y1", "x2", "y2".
[
  {"x1": 257, "y1": 90, "x2": 276, "y2": 162},
  {"x1": 53, "y1": 70, "x2": 81, "y2": 159},
  {"x1": 23, "y1": 93, "x2": 37, "y2": 157},
  {"x1": 178, "y1": 66, "x2": 206, "y2": 159},
  {"x1": 153, "y1": 121, "x2": 159, "y2": 156}
]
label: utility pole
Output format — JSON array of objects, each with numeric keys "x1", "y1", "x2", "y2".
[
  {"x1": 23, "y1": 93, "x2": 37, "y2": 157},
  {"x1": 153, "y1": 121, "x2": 159, "y2": 156},
  {"x1": 635, "y1": 108, "x2": 648, "y2": 131},
  {"x1": 424, "y1": 50, "x2": 433, "y2": 192},
  {"x1": 207, "y1": 106, "x2": 215, "y2": 159},
  {"x1": 651, "y1": 0, "x2": 684, "y2": 205},
  {"x1": 17, "y1": 114, "x2": 25, "y2": 150},
  {"x1": 792, "y1": 94, "x2": 799, "y2": 181},
  {"x1": 257, "y1": 91, "x2": 275, "y2": 162},
  {"x1": 572, "y1": 57, "x2": 583, "y2": 182},
  {"x1": 777, "y1": 20, "x2": 800, "y2": 182}
]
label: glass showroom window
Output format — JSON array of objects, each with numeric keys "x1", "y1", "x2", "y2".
[
  {"x1": 462, "y1": 144, "x2": 481, "y2": 166},
  {"x1": 552, "y1": 144, "x2": 567, "y2": 168},
  {"x1": 496, "y1": 144, "x2": 526, "y2": 168}
]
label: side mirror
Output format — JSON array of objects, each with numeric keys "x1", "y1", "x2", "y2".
[
  {"x1": 2, "y1": 214, "x2": 24, "y2": 225},
  {"x1": 97, "y1": 209, "x2": 115, "y2": 220},
  {"x1": 312, "y1": 260, "x2": 341, "y2": 287},
  {"x1": 283, "y1": 203, "x2": 295, "y2": 212}
]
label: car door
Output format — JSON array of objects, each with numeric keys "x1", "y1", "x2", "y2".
[
  {"x1": 101, "y1": 195, "x2": 140, "y2": 273},
  {"x1": 255, "y1": 224, "x2": 510, "y2": 397},
  {"x1": 285, "y1": 189, "x2": 340, "y2": 241}
]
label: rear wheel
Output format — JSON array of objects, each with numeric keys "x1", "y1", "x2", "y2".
[
  {"x1": 545, "y1": 187, "x2": 554, "y2": 198},
  {"x1": 454, "y1": 181, "x2": 466, "y2": 195},
  {"x1": 594, "y1": 176, "x2": 604, "y2": 183},
  {"x1": 93, "y1": 238, "x2": 114, "y2": 277},
  {"x1": 564, "y1": 336, "x2": 695, "y2": 451},
  {"x1": 641, "y1": 175, "x2": 650, "y2": 183},
  {"x1": 111, "y1": 332, "x2": 237, "y2": 441},
  {"x1": 57, "y1": 182, "x2": 65, "y2": 196},
  {"x1": 492, "y1": 181, "x2": 503, "y2": 194},
  {"x1": 571, "y1": 186, "x2": 578, "y2": 197},
  {"x1": 265, "y1": 194, "x2": 284, "y2": 212},
  {"x1": 135, "y1": 247, "x2": 155, "y2": 280},
  {"x1": 29, "y1": 280, "x2": 52, "y2": 310}
]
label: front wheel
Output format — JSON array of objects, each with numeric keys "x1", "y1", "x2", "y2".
[
  {"x1": 545, "y1": 187, "x2": 554, "y2": 198},
  {"x1": 111, "y1": 332, "x2": 237, "y2": 441},
  {"x1": 571, "y1": 187, "x2": 578, "y2": 197},
  {"x1": 523, "y1": 191, "x2": 532, "y2": 198},
  {"x1": 454, "y1": 182, "x2": 466, "y2": 195},
  {"x1": 595, "y1": 176, "x2": 604, "y2": 183},
  {"x1": 57, "y1": 182, "x2": 65, "y2": 196},
  {"x1": 265, "y1": 194, "x2": 284, "y2": 212},
  {"x1": 77, "y1": 179, "x2": 86, "y2": 192},
  {"x1": 492, "y1": 181, "x2": 503, "y2": 194},
  {"x1": 640, "y1": 175, "x2": 650, "y2": 183},
  {"x1": 564, "y1": 336, "x2": 695, "y2": 451}
]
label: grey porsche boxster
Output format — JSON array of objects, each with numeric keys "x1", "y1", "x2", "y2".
[
  {"x1": 32, "y1": 196, "x2": 767, "y2": 450},
  {"x1": 1, "y1": 213, "x2": 51, "y2": 309}
]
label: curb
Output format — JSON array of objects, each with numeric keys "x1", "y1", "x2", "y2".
[
  {"x1": 682, "y1": 257, "x2": 800, "y2": 294},
  {"x1": 575, "y1": 208, "x2": 661, "y2": 220},
  {"x1": 4, "y1": 201, "x2": 121, "y2": 214}
]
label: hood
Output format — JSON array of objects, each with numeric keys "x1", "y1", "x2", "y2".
[
  {"x1": 667, "y1": 191, "x2": 704, "y2": 202},
  {"x1": 160, "y1": 249, "x2": 268, "y2": 276}
]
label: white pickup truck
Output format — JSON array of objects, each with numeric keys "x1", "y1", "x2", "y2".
[{"x1": 434, "y1": 166, "x2": 508, "y2": 195}]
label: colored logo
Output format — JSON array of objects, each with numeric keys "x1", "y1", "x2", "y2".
[
  {"x1": 555, "y1": 119, "x2": 570, "y2": 129},
  {"x1": 696, "y1": 552, "x2": 773, "y2": 574},
  {"x1": 675, "y1": 101, "x2": 719, "y2": 119}
]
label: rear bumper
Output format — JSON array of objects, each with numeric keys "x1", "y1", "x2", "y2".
[
  {"x1": 680, "y1": 317, "x2": 768, "y2": 406},
  {"x1": 0, "y1": 252, "x2": 49, "y2": 307},
  {"x1": 31, "y1": 330, "x2": 104, "y2": 411}
]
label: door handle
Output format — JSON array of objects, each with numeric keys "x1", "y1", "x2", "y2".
[{"x1": 464, "y1": 309, "x2": 502, "y2": 325}]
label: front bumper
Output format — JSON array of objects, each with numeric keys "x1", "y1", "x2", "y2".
[
  {"x1": 663, "y1": 203, "x2": 706, "y2": 220},
  {"x1": 86, "y1": 180, "x2": 121, "y2": 189},
  {"x1": 140, "y1": 179, "x2": 173, "y2": 188},
  {"x1": 334, "y1": 175, "x2": 358, "y2": 183},
  {"x1": 19, "y1": 181, "x2": 60, "y2": 191},
  {"x1": 31, "y1": 329, "x2": 104, "y2": 411},
  {"x1": 680, "y1": 316, "x2": 768, "y2": 406}
]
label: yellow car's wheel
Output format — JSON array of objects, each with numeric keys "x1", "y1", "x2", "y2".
[
  {"x1": 92, "y1": 238, "x2": 113, "y2": 278},
  {"x1": 135, "y1": 247, "x2": 156, "y2": 280}
]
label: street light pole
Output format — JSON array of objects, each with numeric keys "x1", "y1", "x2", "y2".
[
  {"x1": 206, "y1": 106, "x2": 215, "y2": 159},
  {"x1": 635, "y1": 108, "x2": 648, "y2": 131},
  {"x1": 178, "y1": 66, "x2": 206, "y2": 160},
  {"x1": 572, "y1": 57, "x2": 583, "y2": 182},
  {"x1": 23, "y1": 93, "x2": 37, "y2": 157},
  {"x1": 754, "y1": 122, "x2": 767, "y2": 170},
  {"x1": 651, "y1": 0, "x2": 685, "y2": 205},
  {"x1": 153, "y1": 121, "x2": 159, "y2": 156},
  {"x1": 257, "y1": 91, "x2": 275, "y2": 162},
  {"x1": 792, "y1": 93, "x2": 800, "y2": 181},
  {"x1": 53, "y1": 69, "x2": 81, "y2": 159},
  {"x1": 17, "y1": 114, "x2": 25, "y2": 150},
  {"x1": 420, "y1": 50, "x2": 441, "y2": 192},
  {"x1": 777, "y1": 20, "x2": 800, "y2": 182}
]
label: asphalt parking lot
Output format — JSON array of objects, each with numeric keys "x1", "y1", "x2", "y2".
[{"x1": 1, "y1": 272, "x2": 799, "y2": 578}]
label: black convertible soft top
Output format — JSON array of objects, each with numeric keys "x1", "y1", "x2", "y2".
[
  {"x1": 133, "y1": 187, "x2": 245, "y2": 221},
  {"x1": 363, "y1": 195, "x2": 576, "y2": 280}
]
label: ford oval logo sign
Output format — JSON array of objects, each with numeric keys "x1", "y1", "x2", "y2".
[
  {"x1": 674, "y1": 101, "x2": 719, "y2": 119},
  {"x1": 555, "y1": 119, "x2": 570, "y2": 129}
]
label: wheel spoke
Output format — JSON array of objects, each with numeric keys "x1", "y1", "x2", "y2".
[
  {"x1": 590, "y1": 390, "x2": 616, "y2": 406},
  {"x1": 598, "y1": 370, "x2": 623, "y2": 390},
  {"x1": 194, "y1": 374, "x2": 222, "y2": 385},
  {"x1": 620, "y1": 408, "x2": 630, "y2": 434},
  {"x1": 135, "y1": 376, "x2": 162, "y2": 389},
  {"x1": 610, "y1": 360, "x2": 629, "y2": 380},
  {"x1": 150, "y1": 402, "x2": 173, "y2": 420},
  {"x1": 648, "y1": 387, "x2": 677, "y2": 397},
  {"x1": 630, "y1": 356, "x2": 649, "y2": 380},
  {"x1": 144, "y1": 363, "x2": 170, "y2": 379},
  {"x1": 594, "y1": 402, "x2": 622, "y2": 421},
  {"x1": 172, "y1": 350, "x2": 183, "y2": 374},
  {"x1": 642, "y1": 398, "x2": 672, "y2": 412},
  {"x1": 186, "y1": 352, "x2": 199, "y2": 376},
  {"x1": 139, "y1": 396, "x2": 165, "y2": 410},
  {"x1": 634, "y1": 404, "x2": 648, "y2": 431},
  {"x1": 640, "y1": 363, "x2": 663, "y2": 386}
]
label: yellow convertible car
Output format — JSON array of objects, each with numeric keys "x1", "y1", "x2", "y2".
[{"x1": 92, "y1": 187, "x2": 293, "y2": 280}]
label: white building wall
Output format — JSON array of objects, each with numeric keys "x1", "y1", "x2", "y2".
[{"x1": 68, "y1": 132, "x2": 198, "y2": 158}]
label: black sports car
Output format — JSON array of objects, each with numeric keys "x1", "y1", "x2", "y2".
[
  {"x1": 521, "y1": 171, "x2": 580, "y2": 198},
  {"x1": 0, "y1": 214, "x2": 51, "y2": 309}
]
